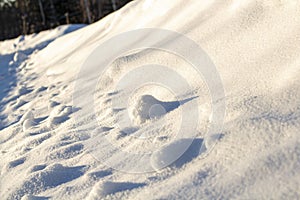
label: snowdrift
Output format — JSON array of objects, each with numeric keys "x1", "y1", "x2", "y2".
[{"x1": 0, "y1": 0, "x2": 300, "y2": 199}]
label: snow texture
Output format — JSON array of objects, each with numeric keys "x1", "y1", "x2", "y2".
[{"x1": 1, "y1": 0, "x2": 300, "y2": 199}]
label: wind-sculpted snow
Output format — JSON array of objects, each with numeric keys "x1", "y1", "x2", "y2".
[{"x1": 0, "y1": 0, "x2": 300, "y2": 199}]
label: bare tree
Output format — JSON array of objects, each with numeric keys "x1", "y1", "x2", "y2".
[
  {"x1": 111, "y1": 0, "x2": 117, "y2": 11},
  {"x1": 38, "y1": 0, "x2": 45, "y2": 26},
  {"x1": 82, "y1": 0, "x2": 92, "y2": 24}
]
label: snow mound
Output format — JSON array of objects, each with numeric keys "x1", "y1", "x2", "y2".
[
  {"x1": 88, "y1": 181, "x2": 146, "y2": 198},
  {"x1": 20, "y1": 110, "x2": 37, "y2": 131},
  {"x1": 23, "y1": 119, "x2": 36, "y2": 132},
  {"x1": 151, "y1": 138, "x2": 203, "y2": 170},
  {"x1": 8, "y1": 164, "x2": 85, "y2": 199},
  {"x1": 131, "y1": 95, "x2": 180, "y2": 124},
  {"x1": 47, "y1": 105, "x2": 72, "y2": 127},
  {"x1": 20, "y1": 110, "x2": 35, "y2": 123}
]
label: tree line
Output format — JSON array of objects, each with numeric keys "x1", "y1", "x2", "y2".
[{"x1": 0, "y1": 0, "x2": 132, "y2": 41}]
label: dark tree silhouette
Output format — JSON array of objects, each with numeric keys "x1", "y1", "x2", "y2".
[{"x1": 0, "y1": 0, "x2": 133, "y2": 41}]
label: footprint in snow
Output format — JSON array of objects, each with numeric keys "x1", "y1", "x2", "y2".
[
  {"x1": 29, "y1": 164, "x2": 47, "y2": 173},
  {"x1": 17, "y1": 85, "x2": 33, "y2": 96},
  {"x1": 48, "y1": 100, "x2": 60, "y2": 110},
  {"x1": 21, "y1": 194, "x2": 49, "y2": 200},
  {"x1": 47, "y1": 105, "x2": 73, "y2": 127},
  {"x1": 91, "y1": 127, "x2": 114, "y2": 137},
  {"x1": 13, "y1": 98, "x2": 28, "y2": 110},
  {"x1": 87, "y1": 170, "x2": 112, "y2": 181},
  {"x1": 5, "y1": 157, "x2": 26, "y2": 171},
  {"x1": 20, "y1": 110, "x2": 38, "y2": 132},
  {"x1": 9, "y1": 164, "x2": 85, "y2": 200}
]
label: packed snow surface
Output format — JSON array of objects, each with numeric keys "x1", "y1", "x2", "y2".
[{"x1": 1, "y1": 0, "x2": 300, "y2": 199}]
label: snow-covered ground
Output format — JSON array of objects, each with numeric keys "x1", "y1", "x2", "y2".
[{"x1": 1, "y1": 0, "x2": 300, "y2": 199}]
